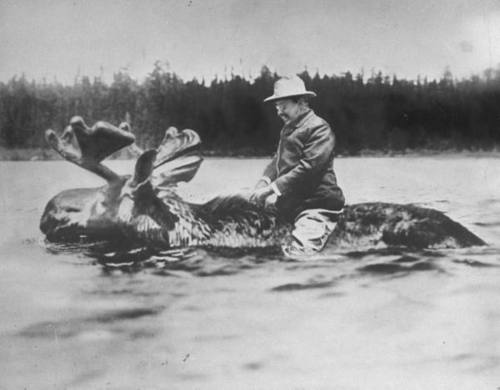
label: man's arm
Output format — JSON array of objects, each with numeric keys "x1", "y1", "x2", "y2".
[
  {"x1": 272, "y1": 123, "x2": 334, "y2": 196},
  {"x1": 255, "y1": 154, "x2": 278, "y2": 189},
  {"x1": 250, "y1": 153, "x2": 279, "y2": 205}
]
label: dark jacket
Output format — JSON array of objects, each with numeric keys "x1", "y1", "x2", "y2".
[{"x1": 263, "y1": 109, "x2": 345, "y2": 220}]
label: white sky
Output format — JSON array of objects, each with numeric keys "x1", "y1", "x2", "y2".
[{"x1": 1, "y1": 0, "x2": 500, "y2": 84}]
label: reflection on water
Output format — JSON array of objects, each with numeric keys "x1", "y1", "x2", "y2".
[
  {"x1": 0, "y1": 158, "x2": 500, "y2": 389},
  {"x1": 19, "y1": 306, "x2": 163, "y2": 339}
]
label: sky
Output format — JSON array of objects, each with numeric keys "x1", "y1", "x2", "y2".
[{"x1": 1, "y1": 0, "x2": 500, "y2": 84}]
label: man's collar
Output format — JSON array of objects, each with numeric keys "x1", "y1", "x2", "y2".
[{"x1": 284, "y1": 108, "x2": 313, "y2": 130}]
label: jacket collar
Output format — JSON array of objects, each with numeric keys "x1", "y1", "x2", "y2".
[{"x1": 283, "y1": 108, "x2": 313, "y2": 131}]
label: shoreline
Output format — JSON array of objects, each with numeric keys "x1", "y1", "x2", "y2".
[{"x1": 1, "y1": 147, "x2": 500, "y2": 161}]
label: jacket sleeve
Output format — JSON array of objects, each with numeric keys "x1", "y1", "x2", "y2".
[
  {"x1": 273, "y1": 123, "x2": 334, "y2": 196},
  {"x1": 262, "y1": 154, "x2": 278, "y2": 181}
]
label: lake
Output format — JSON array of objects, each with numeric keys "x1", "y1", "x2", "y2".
[{"x1": 1, "y1": 157, "x2": 499, "y2": 390}]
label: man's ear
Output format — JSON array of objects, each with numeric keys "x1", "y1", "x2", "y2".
[{"x1": 298, "y1": 97, "x2": 309, "y2": 106}]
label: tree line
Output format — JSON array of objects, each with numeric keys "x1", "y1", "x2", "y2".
[{"x1": 1, "y1": 63, "x2": 500, "y2": 156}]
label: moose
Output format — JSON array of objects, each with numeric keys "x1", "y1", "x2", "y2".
[{"x1": 40, "y1": 117, "x2": 485, "y2": 256}]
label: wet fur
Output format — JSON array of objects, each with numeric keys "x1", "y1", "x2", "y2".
[{"x1": 41, "y1": 185, "x2": 485, "y2": 250}]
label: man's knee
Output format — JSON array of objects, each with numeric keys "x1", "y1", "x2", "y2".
[{"x1": 282, "y1": 208, "x2": 341, "y2": 257}]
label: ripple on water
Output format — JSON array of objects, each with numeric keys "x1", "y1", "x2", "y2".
[
  {"x1": 41, "y1": 232, "x2": 500, "y2": 298},
  {"x1": 242, "y1": 361, "x2": 265, "y2": 371},
  {"x1": 358, "y1": 259, "x2": 441, "y2": 276},
  {"x1": 452, "y1": 258, "x2": 499, "y2": 268},
  {"x1": 87, "y1": 245, "x2": 282, "y2": 277},
  {"x1": 271, "y1": 280, "x2": 335, "y2": 292},
  {"x1": 18, "y1": 306, "x2": 163, "y2": 339},
  {"x1": 451, "y1": 353, "x2": 500, "y2": 374}
]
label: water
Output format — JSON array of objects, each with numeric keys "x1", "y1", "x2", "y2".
[{"x1": 0, "y1": 157, "x2": 499, "y2": 390}]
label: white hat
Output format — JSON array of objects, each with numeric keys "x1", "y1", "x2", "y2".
[{"x1": 263, "y1": 75, "x2": 316, "y2": 102}]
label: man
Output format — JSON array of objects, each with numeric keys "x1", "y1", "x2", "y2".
[{"x1": 249, "y1": 75, "x2": 345, "y2": 257}]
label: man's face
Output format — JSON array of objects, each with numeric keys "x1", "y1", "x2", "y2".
[{"x1": 274, "y1": 99, "x2": 302, "y2": 124}]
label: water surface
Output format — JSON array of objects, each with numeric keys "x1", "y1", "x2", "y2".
[{"x1": 1, "y1": 157, "x2": 499, "y2": 389}]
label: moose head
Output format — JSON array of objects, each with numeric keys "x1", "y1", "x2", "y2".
[{"x1": 40, "y1": 116, "x2": 204, "y2": 246}]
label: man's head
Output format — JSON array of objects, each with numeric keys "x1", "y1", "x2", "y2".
[
  {"x1": 274, "y1": 97, "x2": 310, "y2": 124},
  {"x1": 264, "y1": 75, "x2": 316, "y2": 123}
]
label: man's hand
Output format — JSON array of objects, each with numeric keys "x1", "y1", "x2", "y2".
[
  {"x1": 265, "y1": 193, "x2": 278, "y2": 207},
  {"x1": 249, "y1": 185, "x2": 274, "y2": 207},
  {"x1": 254, "y1": 179, "x2": 269, "y2": 190}
]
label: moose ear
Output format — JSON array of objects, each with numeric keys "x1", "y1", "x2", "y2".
[{"x1": 131, "y1": 150, "x2": 157, "y2": 186}]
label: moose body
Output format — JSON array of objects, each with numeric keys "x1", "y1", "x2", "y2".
[
  {"x1": 40, "y1": 117, "x2": 485, "y2": 254},
  {"x1": 41, "y1": 184, "x2": 485, "y2": 251}
]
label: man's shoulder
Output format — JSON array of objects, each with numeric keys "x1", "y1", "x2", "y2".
[{"x1": 303, "y1": 111, "x2": 331, "y2": 130}]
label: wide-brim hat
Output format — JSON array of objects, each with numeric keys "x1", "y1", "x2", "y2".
[{"x1": 263, "y1": 75, "x2": 317, "y2": 102}]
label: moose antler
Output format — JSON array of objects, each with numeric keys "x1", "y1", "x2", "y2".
[
  {"x1": 154, "y1": 127, "x2": 201, "y2": 169},
  {"x1": 45, "y1": 116, "x2": 135, "y2": 182},
  {"x1": 46, "y1": 117, "x2": 203, "y2": 185},
  {"x1": 153, "y1": 127, "x2": 203, "y2": 187}
]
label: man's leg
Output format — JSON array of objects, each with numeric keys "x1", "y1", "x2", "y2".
[{"x1": 281, "y1": 209, "x2": 341, "y2": 257}]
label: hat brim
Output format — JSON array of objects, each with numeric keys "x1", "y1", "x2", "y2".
[{"x1": 263, "y1": 91, "x2": 317, "y2": 103}]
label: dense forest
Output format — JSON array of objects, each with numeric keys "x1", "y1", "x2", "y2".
[{"x1": 1, "y1": 63, "x2": 500, "y2": 157}]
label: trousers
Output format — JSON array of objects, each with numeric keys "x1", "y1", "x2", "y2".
[{"x1": 281, "y1": 208, "x2": 342, "y2": 258}]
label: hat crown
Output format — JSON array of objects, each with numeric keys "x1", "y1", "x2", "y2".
[
  {"x1": 273, "y1": 76, "x2": 307, "y2": 96},
  {"x1": 264, "y1": 75, "x2": 316, "y2": 102}
]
